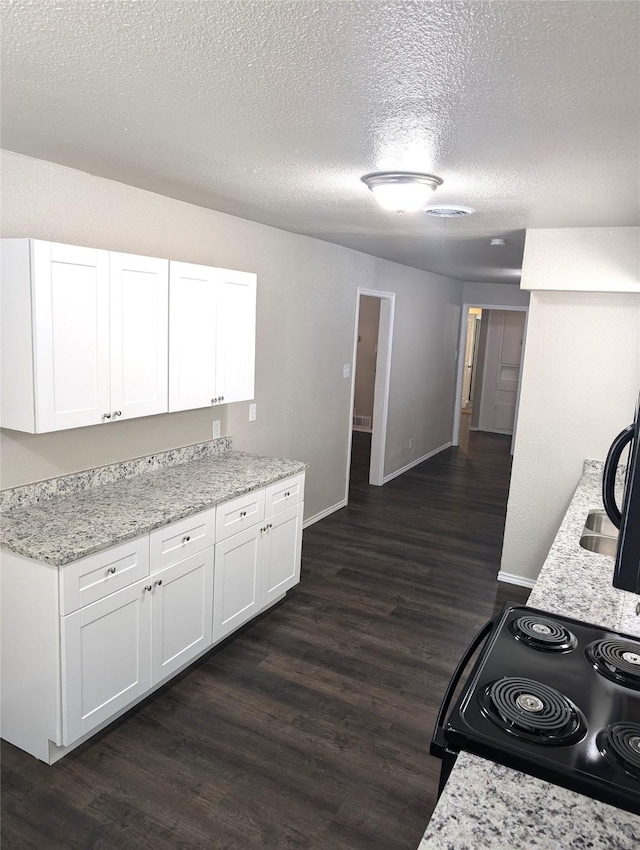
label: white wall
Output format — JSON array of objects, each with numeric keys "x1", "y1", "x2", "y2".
[
  {"x1": 501, "y1": 290, "x2": 640, "y2": 583},
  {"x1": 521, "y1": 228, "x2": 640, "y2": 293},
  {"x1": 354, "y1": 295, "x2": 380, "y2": 423},
  {"x1": 0, "y1": 151, "x2": 463, "y2": 523},
  {"x1": 462, "y1": 281, "x2": 530, "y2": 308}
]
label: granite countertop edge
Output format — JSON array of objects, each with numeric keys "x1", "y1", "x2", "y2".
[{"x1": 1, "y1": 451, "x2": 308, "y2": 567}]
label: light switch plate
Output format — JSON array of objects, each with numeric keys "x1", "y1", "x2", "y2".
[
  {"x1": 249, "y1": 403, "x2": 257, "y2": 422},
  {"x1": 343, "y1": 364, "x2": 351, "y2": 379},
  {"x1": 212, "y1": 420, "x2": 221, "y2": 439}
]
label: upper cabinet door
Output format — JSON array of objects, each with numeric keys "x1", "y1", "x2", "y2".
[
  {"x1": 109, "y1": 252, "x2": 169, "y2": 421},
  {"x1": 33, "y1": 241, "x2": 111, "y2": 432},
  {"x1": 168, "y1": 261, "x2": 218, "y2": 412},
  {"x1": 215, "y1": 269, "x2": 256, "y2": 405}
]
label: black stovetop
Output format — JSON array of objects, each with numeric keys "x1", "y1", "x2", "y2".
[{"x1": 443, "y1": 604, "x2": 640, "y2": 815}]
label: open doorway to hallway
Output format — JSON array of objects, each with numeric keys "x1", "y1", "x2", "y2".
[
  {"x1": 453, "y1": 305, "x2": 528, "y2": 454},
  {"x1": 346, "y1": 289, "x2": 395, "y2": 499}
]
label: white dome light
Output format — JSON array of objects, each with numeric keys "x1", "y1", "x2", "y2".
[{"x1": 361, "y1": 171, "x2": 443, "y2": 213}]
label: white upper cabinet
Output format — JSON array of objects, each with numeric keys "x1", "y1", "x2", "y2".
[
  {"x1": 33, "y1": 241, "x2": 112, "y2": 432},
  {"x1": 169, "y1": 262, "x2": 256, "y2": 412},
  {"x1": 215, "y1": 269, "x2": 256, "y2": 405},
  {"x1": 109, "y1": 252, "x2": 168, "y2": 421},
  {"x1": 1, "y1": 240, "x2": 169, "y2": 433},
  {"x1": 1, "y1": 239, "x2": 257, "y2": 432},
  {"x1": 168, "y1": 262, "x2": 218, "y2": 412}
]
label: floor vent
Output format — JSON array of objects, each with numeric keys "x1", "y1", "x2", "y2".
[{"x1": 353, "y1": 415, "x2": 372, "y2": 430}]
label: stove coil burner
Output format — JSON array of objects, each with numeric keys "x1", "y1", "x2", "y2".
[
  {"x1": 480, "y1": 678, "x2": 587, "y2": 745},
  {"x1": 598, "y1": 722, "x2": 640, "y2": 779},
  {"x1": 585, "y1": 639, "x2": 640, "y2": 690},
  {"x1": 509, "y1": 615, "x2": 577, "y2": 652}
]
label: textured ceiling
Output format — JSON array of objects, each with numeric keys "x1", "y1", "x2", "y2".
[{"x1": 1, "y1": 0, "x2": 639, "y2": 284}]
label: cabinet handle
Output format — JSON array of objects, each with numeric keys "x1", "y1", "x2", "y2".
[
  {"x1": 106, "y1": 566, "x2": 117, "y2": 575},
  {"x1": 144, "y1": 585, "x2": 152, "y2": 592},
  {"x1": 240, "y1": 510, "x2": 247, "y2": 518},
  {"x1": 211, "y1": 397, "x2": 218, "y2": 405},
  {"x1": 154, "y1": 579, "x2": 163, "y2": 587},
  {"x1": 113, "y1": 410, "x2": 122, "y2": 418},
  {"x1": 182, "y1": 535, "x2": 190, "y2": 544},
  {"x1": 101, "y1": 412, "x2": 111, "y2": 421},
  {"x1": 268, "y1": 523, "x2": 273, "y2": 529},
  {"x1": 220, "y1": 396, "x2": 224, "y2": 401},
  {"x1": 284, "y1": 491, "x2": 290, "y2": 497}
]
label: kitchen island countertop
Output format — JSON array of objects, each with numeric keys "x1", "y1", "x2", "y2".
[{"x1": 418, "y1": 460, "x2": 640, "y2": 850}]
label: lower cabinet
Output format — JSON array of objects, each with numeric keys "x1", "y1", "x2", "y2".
[
  {"x1": 61, "y1": 547, "x2": 214, "y2": 744},
  {"x1": 214, "y1": 502, "x2": 303, "y2": 640},
  {"x1": 61, "y1": 580, "x2": 151, "y2": 745},
  {"x1": 1, "y1": 471, "x2": 305, "y2": 763},
  {"x1": 150, "y1": 548, "x2": 214, "y2": 683}
]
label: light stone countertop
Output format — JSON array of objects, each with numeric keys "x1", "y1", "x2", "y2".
[
  {"x1": 418, "y1": 459, "x2": 640, "y2": 850},
  {"x1": 0, "y1": 448, "x2": 306, "y2": 566}
]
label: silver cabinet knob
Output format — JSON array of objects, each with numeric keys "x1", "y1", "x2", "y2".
[
  {"x1": 154, "y1": 579, "x2": 163, "y2": 587},
  {"x1": 102, "y1": 412, "x2": 111, "y2": 421},
  {"x1": 240, "y1": 510, "x2": 247, "y2": 517},
  {"x1": 113, "y1": 410, "x2": 122, "y2": 418},
  {"x1": 144, "y1": 585, "x2": 152, "y2": 592},
  {"x1": 268, "y1": 523, "x2": 273, "y2": 529},
  {"x1": 220, "y1": 396, "x2": 224, "y2": 401},
  {"x1": 182, "y1": 535, "x2": 190, "y2": 544},
  {"x1": 107, "y1": 566, "x2": 117, "y2": 575},
  {"x1": 284, "y1": 491, "x2": 290, "y2": 497}
]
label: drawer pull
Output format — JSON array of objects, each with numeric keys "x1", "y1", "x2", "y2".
[
  {"x1": 182, "y1": 535, "x2": 191, "y2": 544},
  {"x1": 106, "y1": 566, "x2": 117, "y2": 575},
  {"x1": 240, "y1": 510, "x2": 247, "y2": 518},
  {"x1": 144, "y1": 585, "x2": 152, "y2": 592},
  {"x1": 268, "y1": 523, "x2": 273, "y2": 529},
  {"x1": 154, "y1": 579, "x2": 163, "y2": 587},
  {"x1": 285, "y1": 491, "x2": 290, "y2": 497}
]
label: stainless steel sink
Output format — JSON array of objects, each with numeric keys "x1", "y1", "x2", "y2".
[
  {"x1": 583, "y1": 510, "x2": 619, "y2": 537},
  {"x1": 579, "y1": 510, "x2": 619, "y2": 558}
]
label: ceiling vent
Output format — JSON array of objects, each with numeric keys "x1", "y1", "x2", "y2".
[{"x1": 423, "y1": 206, "x2": 475, "y2": 218}]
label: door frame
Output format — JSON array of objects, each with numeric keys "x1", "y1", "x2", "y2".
[
  {"x1": 452, "y1": 303, "x2": 529, "y2": 452},
  {"x1": 346, "y1": 288, "x2": 396, "y2": 497}
]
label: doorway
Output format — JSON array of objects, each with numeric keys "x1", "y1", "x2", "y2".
[
  {"x1": 346, "y1": 289, "x2": 395, "y2": 499},
  {"x1": 452, "y1": 304, "x2": 528, "y2": 453}
]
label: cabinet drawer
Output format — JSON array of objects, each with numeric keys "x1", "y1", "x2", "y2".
[
  {"x1": 149, "y1": 508, "x2": 215, "y2": 570},
  {"x1": 215, "y1": 489, "x2": 265, "y2": 542},
  {"x1": 60, "y1": 536, "x2": 150, "y2": 615},
  {"x1": 265, "y1": 473, "x2": 305, "y2": 516}
]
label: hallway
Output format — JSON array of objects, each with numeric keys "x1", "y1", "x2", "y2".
[{"x1": 2, "y1": 431, "x2": 529, "y2": 850}]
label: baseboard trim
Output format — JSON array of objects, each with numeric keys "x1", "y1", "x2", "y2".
[
  {"x1": 381, "y1": 442, "x2": 451, "y2": 485},
  {"x1": 303, "y1": 499, "x2": 348, "y2": 529},
  {"x1": 497, "y1": 570, "x2": 536, "y2": 589}
]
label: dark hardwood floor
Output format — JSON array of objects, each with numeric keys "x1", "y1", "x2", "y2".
[{"x1": 1, "y1": 419, "x2": 530, "y2": 849}]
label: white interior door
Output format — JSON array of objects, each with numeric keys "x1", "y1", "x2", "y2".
[
  {"x1": 110, "y1": 252, "x2": 168, "y2": 420},
  {"x1": 215, "y1": 270, "x2": 257, "y2": 404},
  {"x1": 478, "y1": 310, "x2": 526, "y2": 434},
  {"x1": 168, "y1": 261, "x2": 218, "y2": 412},
  {"x1": 33, "y1": 241, "x2": 110, "y2": 431}
]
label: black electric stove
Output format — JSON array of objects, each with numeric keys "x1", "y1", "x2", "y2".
[{"x1": 430, "y1": 604, "x2": 640, "y2": 815}]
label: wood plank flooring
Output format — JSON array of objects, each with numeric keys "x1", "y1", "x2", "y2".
[{"x1": 1, "y1": 420, "x2": 530, "y2": 849}]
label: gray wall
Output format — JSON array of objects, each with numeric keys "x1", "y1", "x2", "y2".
[
  {"x1": 462, "y1": 281, "x2": 530, "y2": 308},
  {"x1": 0, "y1": 151, "x2": 463, "y2": 523}
]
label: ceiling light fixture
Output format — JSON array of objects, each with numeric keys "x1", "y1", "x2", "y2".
[
  {"x1": 490, "y1": 237, "x2": 506, "y2": 246},
  {"x1": 423, "y1": 205, "x2": 475, "y2": 218},
  {"x1": 361, "y1": 171, "x2": 443, "y2": 213}
]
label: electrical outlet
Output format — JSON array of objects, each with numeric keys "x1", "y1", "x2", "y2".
[
  {"x1": 343, "y1": 363, "x2": 351, "y2": 379},
  {"x1": 212, "y1": 420, "x2": 221, "y2": 439},
  {"x1": 249, "y1": 403, "x2": 257, "y2": 422},
  {"x1": 408, "y1": 438, "x2": 414, "y2": 451}
]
